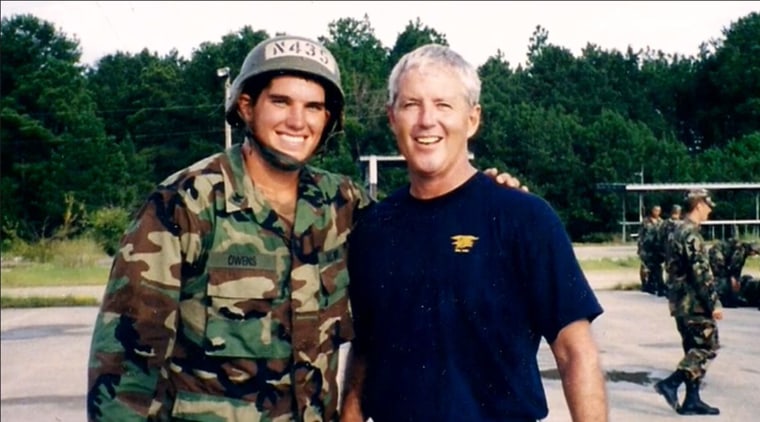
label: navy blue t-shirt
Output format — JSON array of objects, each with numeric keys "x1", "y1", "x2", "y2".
[{"x1": 347, "y1": 172, "x2": 603, "y2": 422}]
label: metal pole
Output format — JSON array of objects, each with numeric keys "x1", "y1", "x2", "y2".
[
  {"x1": 217, "y1": 67, "x2": 232, "y2": 150},
  {"x1": 622, "y1": 194, "x2": 627, "y2": 242},
  {"x1": 637, "y1": 167, "x2": 644, "y2": 222},
  {"x1": 368, "y1": 156, "x2": 378, "y2": 200},
  {"x1": 224, "y1": 76, "x2": 232, "y2": 150}
]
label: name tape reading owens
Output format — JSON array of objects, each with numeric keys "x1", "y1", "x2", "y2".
[{"x1": 265, "y1": 39, "x2": 338, "y2": 73}]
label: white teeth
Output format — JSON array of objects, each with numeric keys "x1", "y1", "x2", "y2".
[
  {"x1": 416, "y1": 137, "x2": 440, "y2": 145},
  {"x1": 280, "y1": 135, "x2": 304, "y2": 144}
]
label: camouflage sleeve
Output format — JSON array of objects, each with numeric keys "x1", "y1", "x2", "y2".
[
  {"x1": 709, "y1": 246, "x2": 727, "y2": 279},
  {"x1": 637, "y1": 224, "x2": 646, "y2": 255},
  {"x1": 727, "y1": 246, "x2": 746, "y2": 279},
  {"x1": 87, "y1": 187, "x2": 205, "y2": 420},
  {"x1": 685, "y1": 231, "x2": 721, "y2": 313}
]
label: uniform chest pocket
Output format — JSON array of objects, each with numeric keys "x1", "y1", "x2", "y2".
[
  {"x1": 204, "y1": 251, "x2": 291, "y2": 359},
  {"x1": 318, "y1": 246, "x2": 349, "y2": 307}
]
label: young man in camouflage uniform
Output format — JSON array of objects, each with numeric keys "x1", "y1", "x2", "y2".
[
  {"x1": 86, "y1": 35, "x2": 524, "y2": 422},
  {"x1": 659, "y1": 204, "x2": 682, "y2": 247},
  {"x1": 709, "y1": 237, "x2": 760, "y2": 307},
  {"x1": 85, "y1": 35, "x2": 372, "y2": 421},
  {"x1": 655, "y1": 189, "x2": 722, "y2": 416},
  {"x1": 638, "y1": 205, "x2": 665, "y2": 295}
]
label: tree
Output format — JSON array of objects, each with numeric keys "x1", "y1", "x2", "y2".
[
  {"x1": 1, "y1": 15, "x2": 135, "y2": 240},
  {"x1": 695, "y1": 12, "x2": 760, "y2": 148},
  {"x1": 387, "y1": 17, "x2": 448, "y2": 66},
  {"x1": 319, "y1": 15, "x2": 391, "y2": 168}
]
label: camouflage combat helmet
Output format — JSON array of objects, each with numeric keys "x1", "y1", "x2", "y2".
[{"x1": 225, "y1": 34, "x2": 344, "y2": 144}]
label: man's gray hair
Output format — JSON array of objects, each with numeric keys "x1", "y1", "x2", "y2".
[{"x1": 387, "y1": 44, "x2": 481, "y2": 108}]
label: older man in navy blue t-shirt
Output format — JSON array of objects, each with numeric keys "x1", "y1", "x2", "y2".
[{"x1": 340, "y1": 44, "x2": 607, "y2": 422}]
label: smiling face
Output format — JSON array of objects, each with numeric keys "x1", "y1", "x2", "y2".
[
  {"x1": 387, "y1": 65, "x2": 481, "y2": 190},
  {"x1": 238, "y1": 75, "x2": 330, "y2": 165}
]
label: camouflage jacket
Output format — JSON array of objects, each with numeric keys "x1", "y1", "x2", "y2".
[
  {"x1": 709, "y1": 239, "x2": 758, "y2": 280},
  {"x1": 664, "y1": 218, "x2": 722, "y2": 317},
  {"x1": 637, "y1": 216, "x2": 663, "y2": 262},
  {"x1": 658, "y1": 218, "x2": 683, "y2": 259},
  {"x1": 87, "y1": 143, "x2": 372, "y2": 421}
]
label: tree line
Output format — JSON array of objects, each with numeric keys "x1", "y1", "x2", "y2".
[{"x1": 1, "y1": 12, "x2": 758, "y2": 249}]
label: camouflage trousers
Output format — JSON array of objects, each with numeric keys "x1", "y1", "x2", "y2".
[
  {"x1": 715, "y1": 276, "x2": 741, "y2": 307},
  {"x1": 675, "y1": 316, "x2": 720, "y2": 381},
  {"x1": 718, "y1": 276, "x2": 760, "y2": 307},
  {"x1": 639, "y1": 260, "x2": 664, "y2": 295},
  {"x1": 739, "y1": 276, "x2": 760, "y2": 307}
]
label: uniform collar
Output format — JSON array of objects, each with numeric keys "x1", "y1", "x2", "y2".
[{"x1": 222, "y1": 144, "x2": 327, "y2": 236}]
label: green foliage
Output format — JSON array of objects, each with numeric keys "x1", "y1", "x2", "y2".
[
  {"x1": 86, "y1": 207, "x2": 130, "y2": 256},
  {"x1": 1, "y1": 14, "x2": 137, "y2": 240},
  {"x1": 320, "y1": 15, "x2": 390, "y2": 161},
  {"x1": 695, "y1": 12, "x2": 760, "y2": 149},
  {"x1": 2, "y1": 12, "x2": 759, "y2": 243},
  {"x1": 387, "y1": 17, "x2": 448, "y2": 66}
]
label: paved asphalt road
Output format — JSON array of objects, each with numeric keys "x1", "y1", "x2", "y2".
[{"x1": 2, "y1": 290, "x2": 759, "y2": 421}]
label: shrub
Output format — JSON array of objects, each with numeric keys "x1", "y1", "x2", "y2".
[{"x1": 86, "y1": 207, "x2": 130, "y2": 256}]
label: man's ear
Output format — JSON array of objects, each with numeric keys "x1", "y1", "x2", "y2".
[
  {"x1": 237, "y1": 93, "x2": 253, "y2": 123},
  {"x1": 466, "y1": 104, "x2": 481, "y2": 139},
  {"x1": 386, "y1": 104, "x2": 397, "y2": 135}
]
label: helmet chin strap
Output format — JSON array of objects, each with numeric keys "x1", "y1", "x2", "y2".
[{"x1": 245, "y1": 129, "x2": 304, "y2": 172}]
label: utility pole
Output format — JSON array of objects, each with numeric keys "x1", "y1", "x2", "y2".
[
  {"x1": 217, "y1": 67, "x2": 232, "y2": 149},
  {"x1": 635, "y1": 166, "x2": 644, "y2": 222}
]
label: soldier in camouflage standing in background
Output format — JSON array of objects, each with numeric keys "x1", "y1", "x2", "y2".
[
  {"x1": 659, "y1": 204, "x2": 683, "y2": 293},
  {"x1": 659, "y1": 205, "x2": 682, "y2": 246},
  {"x1": 638, "y1": 204, "x2": 665, "y2": 295},
  {"x1": 655, "y1": 189, "x2": 722, "y2": 416}
]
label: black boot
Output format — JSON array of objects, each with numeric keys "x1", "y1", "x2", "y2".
[
  {"x1": 654, "y1": 370, "x2": 685, "y2": 411},
  {"x1": 678, "y1": 379, "x2": 720, "y2": 415}
]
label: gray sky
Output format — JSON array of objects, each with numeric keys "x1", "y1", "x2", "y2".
[{"x1": 2, "y1": 1, "x2": 758, "y2": 68}]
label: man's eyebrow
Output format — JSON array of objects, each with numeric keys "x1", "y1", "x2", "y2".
[{"x1": 266, "y1": 93, "x2": 327, "y2": 108}]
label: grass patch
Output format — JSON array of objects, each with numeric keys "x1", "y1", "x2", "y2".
[
  {"x1": 579, "y1": 257, "x2": 640, "y2": 272},
  {"x1": 744, "y1": 257, "x2": 760, "y2": 272},
  {"x1": 1, "y1": 264, "x2": 109, "y2": 288},
  {"x1": 0, "y1": 295, "x2": 98, "y2": 308}
]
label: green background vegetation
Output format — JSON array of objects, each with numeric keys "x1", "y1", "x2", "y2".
[{"x1": 2, "y1": 12, "x2": 759, "y2": 257}]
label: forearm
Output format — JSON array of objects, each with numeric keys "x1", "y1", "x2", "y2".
[
  {"x1": 557, "y1": 352, "x2": 608, "y2": 421},
  {"x1": 340, "y1": 344, "x2": 367, "y2": 422},
  {"x1": 551, "y1": 320, "x2": 609, "y2": 422}
]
